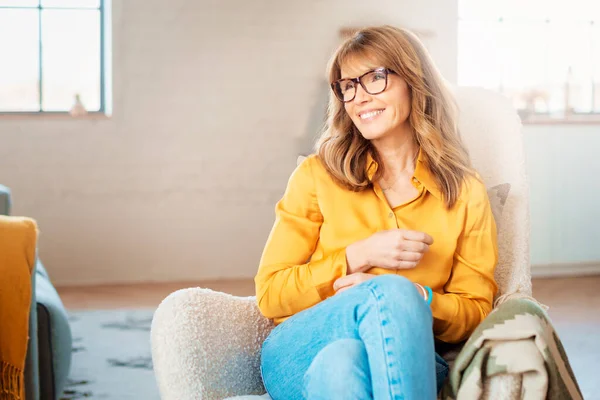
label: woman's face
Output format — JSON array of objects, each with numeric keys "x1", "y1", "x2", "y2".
[{"x1": 340, "y1": 61, "x2": 412, "y2": 142}]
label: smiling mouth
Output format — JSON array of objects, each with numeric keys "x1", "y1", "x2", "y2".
[{"x1": 359, "y1": 109, "x2": 385, "y2": 120}]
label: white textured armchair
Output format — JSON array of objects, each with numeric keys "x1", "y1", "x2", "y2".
[{"x1": 150, "y1": 87, "x2": 540, "y2": 399}]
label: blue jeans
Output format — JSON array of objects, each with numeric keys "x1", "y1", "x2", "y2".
[{"x1": 260, "y1": 275, "x2": 449, "y2": 400}]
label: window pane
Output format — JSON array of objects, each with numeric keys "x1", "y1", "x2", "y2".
[
  {"x1": 41, "y1": 0, "x2": 99, "y2": 8},
  {"x1": 460, "y1": 1, "x2": 600, "y2": 22},
  {"x1": 0, "y1": 1, "x2": 39, "y2": 7},
  {"x1": 546, "y1": 0, "x2": 600, "y2": 21},
  {"x1": 497, "y1": 0, "x2": 549, "y2": 20},
  {"x1": 460, "y1": 1, "x2": 600, "y2": 117},
  {"x1": 458, "y1": 0, "x2": 501, "y2": 20},
  {"x1": 0, "y1": 9, "x2": 39, "y2": 111},
  {"x1": 458, "y1": 21, "x2": 502, "y2": 88},
  {"x1": 41, "y1": 9, "x2": 100, "y2": 111},
  {"x1": 547, "y1": 21, "x2": 594, "y2": 113},
  {"x1": 498, "y1": 21, "x2": 550, "y2": 113}
]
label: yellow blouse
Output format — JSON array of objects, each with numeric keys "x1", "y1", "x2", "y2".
[{"x1": 254, "y1": 152, "x2": 498, "y2": 343}]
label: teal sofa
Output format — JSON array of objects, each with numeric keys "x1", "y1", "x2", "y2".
[{"x1": 0, "y1": 184, "x2": 72, "y2": 400}]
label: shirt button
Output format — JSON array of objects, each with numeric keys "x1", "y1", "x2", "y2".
[{"x1": 388, "y1": 212, "x2": 394, "y2": 218}]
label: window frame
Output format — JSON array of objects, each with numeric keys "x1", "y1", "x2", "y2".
[{"x1": 0, "y1": 0, "x2": 110, "y2": 116}]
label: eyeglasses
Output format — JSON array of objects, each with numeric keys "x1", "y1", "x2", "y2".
[{"x1": 331, "y1": 67, "x2": 395, "y2": 103}]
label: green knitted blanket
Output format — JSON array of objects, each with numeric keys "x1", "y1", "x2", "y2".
[{"x1": 441, "y1": 298, "x2": 583, "y2": 399}]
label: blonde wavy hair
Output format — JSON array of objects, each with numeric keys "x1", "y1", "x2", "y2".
[{"x1": 316, "y1": 25, "x2": 474, "y2": 208}]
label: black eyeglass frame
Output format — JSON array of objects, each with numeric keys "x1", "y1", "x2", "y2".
[{"x1": 330, "y1": 67, "x2": 396, "y2": 103}]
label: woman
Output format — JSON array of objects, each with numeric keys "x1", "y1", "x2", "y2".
[{"x1": 255, "y1": 25, "x2": 498, "y2": 399}]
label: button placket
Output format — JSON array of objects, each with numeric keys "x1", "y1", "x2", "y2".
[{"x1": 387, "y1": 210, "x2": 398, "y2": 228}]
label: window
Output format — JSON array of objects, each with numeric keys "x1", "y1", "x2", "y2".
[
  {"x1": 458, "y1": 0, "x2": 600, "y2": 123},
  {"x1": 0, "y1": 0, "x2": 110, "y2": 114}
]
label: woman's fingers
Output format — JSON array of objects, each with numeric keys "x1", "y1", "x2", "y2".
[
  {"x1": 398, "y1": 251, "x2": 423, "y2": 262},
  {"x1": 333, "y1": 273, "x2": 375, "y2": 291},
  {"x1": 400, "y1": 230, "x2": 434, "y2": 245},
  {"x1": 333, "y1": 274, "x2": 359, "y2": 291},
  {"x1": 394, "y1": 260, "x2": 418, "y2": 269},
  {"x1": 336, "y1": 286, "x2": 350, "y2": 294},
  {"x1": 333, "y1": 277, "x2": 348, "y2": 291},
  {"x1": 400, "y1": 240, "x2": 430, "y2": 253}
]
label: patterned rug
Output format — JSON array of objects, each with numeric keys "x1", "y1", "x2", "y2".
[
  {"x1": 57, "y1": 307, "x2": 595, "y2": 399},
  {"x1": 60, "y1": 309, "x2": 160, "y2": 400}
]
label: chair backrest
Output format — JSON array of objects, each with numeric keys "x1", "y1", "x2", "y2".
[{"x1": 452, "y1": 86, "x2": 532, "y2": 305}]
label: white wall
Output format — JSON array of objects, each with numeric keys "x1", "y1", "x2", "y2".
[
  {"x1": 0, "y1": 0, "x2": 458, "y2": 285},
  {"x1": 523, "y1": 124, "x2": 600, "y2": 267}
]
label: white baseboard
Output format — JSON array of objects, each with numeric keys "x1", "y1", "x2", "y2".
[{"x1": 531, "y1": 261, "x2": 600, "y2": 278}]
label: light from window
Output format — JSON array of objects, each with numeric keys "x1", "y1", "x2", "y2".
[
  {"x1": 458, "y1": 0, "x2": 600, "y2": 121},
  {"x1": 0, "y1": 0, "x2": 106, "y2": 113}
]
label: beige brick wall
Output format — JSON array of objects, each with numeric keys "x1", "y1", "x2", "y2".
[{"x1": 0, "y1": 0, "x2": 457, "y2": 285}]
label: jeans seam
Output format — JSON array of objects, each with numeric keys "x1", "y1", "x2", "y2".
[{"x1": 367, "y1": 283, "x2": 405, "y2": 400}]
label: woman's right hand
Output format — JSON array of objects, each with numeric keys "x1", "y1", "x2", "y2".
[{"x1": 346, "y1": 229, "x2": 434, "y2": 273}]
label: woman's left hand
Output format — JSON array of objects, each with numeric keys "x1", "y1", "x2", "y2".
[{"x1": 333, "y1": 272, "x2": 377, "y2": 294}]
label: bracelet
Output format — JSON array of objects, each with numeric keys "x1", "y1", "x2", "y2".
[
  {"x1": 424, "y1": 286, "x2": 433, "y2": 306},
  {"x1": 415, "y1": 283, "x2": 428, "y2": 302}
]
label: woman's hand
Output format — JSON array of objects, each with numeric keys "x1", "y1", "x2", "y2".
[
  {"x1": 346, "y1": 229, "x2": 434, "y2": 274},
  {"x1": 334, "y1": 272, "x2": 428, "y2": 300},
  {"x1": 366, "y1": 229, "x2": 433, "y2": 269},
  {"x1": 333, "y1": 272, "x2": 377, "y2": 294}
]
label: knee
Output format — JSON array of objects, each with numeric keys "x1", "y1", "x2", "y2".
[
  {"x1": 369, "y1": 274, "x2": 424, "y2": 305},
  {"x1": 303, "y1": 339, "x2": 371, "y2": 398}
]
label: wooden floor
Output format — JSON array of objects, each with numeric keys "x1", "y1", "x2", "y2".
[
  {"x1": 56, "y1": 275, "x2": 600, "y2": 312},
  {"x1": 56, "y1": 278, "x2": 255, "y2": 310},
  {"x1": 56, "y1": 275, "x2": 600, "y2": 399}
]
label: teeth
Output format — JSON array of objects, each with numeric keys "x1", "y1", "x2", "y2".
[{"x1": 360, "y1": 110, "x2": 384, "y2": 119}]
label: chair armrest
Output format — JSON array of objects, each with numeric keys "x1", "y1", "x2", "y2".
[
  {"x1": 151, "y1": 288, "x2": 274, "y2": 400},
  {"x1": 0, "y1": 184, "x2": 11, "y2": 216}
]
